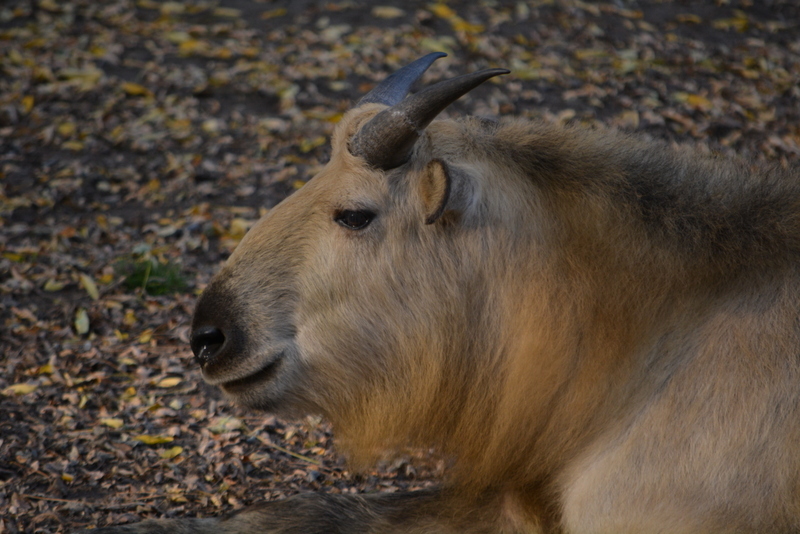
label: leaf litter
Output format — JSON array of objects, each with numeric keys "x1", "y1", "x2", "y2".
[{"x1": 1, "y1": 0, "x2": 799, "y2": 532}]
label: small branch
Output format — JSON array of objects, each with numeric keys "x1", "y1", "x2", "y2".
[
  {"x1": 19, "y1": 494, "x2": 86, "y2": 505},
  {"x1": 257, "y1": 436, "x2": 321, "y2": 466}
]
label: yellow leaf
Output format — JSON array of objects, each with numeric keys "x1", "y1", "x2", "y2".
[
  {"x1": 617, "y1": 110, "x2": 640, "y2": 129},
  {"x1": 21, "y1": 95, "x2": 34, "y2": 113},
  {"x1": 160, "y1": 2, "x2": 185, "y2": 15},
  {"x1": 114, "y1": 330, "x2": 130, "y2": 341},
  {"x1": 36, "y1": 363, "x2": 54, "y2": 375},
  {"x1": 134, "y1": 434, "x2": 174, "y2": 445},
  {"x1": 676, "y1": 13, "x2": 701, "y2": 24},
  {"x1": 33, "y1": 66, "x2": 55, "y2": 82},
  {"x1": 100, "y1": 418, "x2": 124, "y2": 429},
  {"x1": 229, "y1": 218, "x2": 251, "y2": 237},
  {"x1": 213, "y1": 7, "x2": 241, "y2": 17},
  {"x1": 299, "y1": 135, "x2": 326, "y2": 153},
  {"x1": 261, "y1": 8, "x2": 287, "y2": 19},
  {"x1": 371, "y1": 6, "x2": 405, "y2": 18},
  {"x1": 713, "y1": 16, "x2": 748, "y2": 32},
  {"x1": 201, "y1": 118, "x2": 223, "y2": 133},
  {"x1": 293, "y1": 180, "x2": 306, "y2": 190},
  {"x1": 673, "y1": 92, "x2": 712, "y2": 111},
  {"x1": 43, "y1": 278, "x2": 65, "y2": 292},
  {"x1": 61, "y1": 473, "x2": 74, "y2": 482},
  {"x1": 157, "y1": 377, "x2": 182, "y2": 388},
  {"x1": 79, "y1": 273, "x2": 100, "y2": 300},
  {"x1": 39, "y1": 0, "x2": 61, "y2": 12},
  {"x1": 165, "y1": 31, "x2": 191, "y2": 44},
  {"x1": 209, "y1": 416, "x2": 245, "y2": 434},
  {"x1": 121, "y1": 82, "x2": 150, "y2": 96},
  {"x1": 4, "y1": 383, "x2": 38, "y2": 395},
  {"x1": 124, "y1": 309, "x2": 137, "y2": 326},
  {"x1": 160, "y1": 446, "x2": 183, "y2": 459},
  {"x1": 139, "y1": 329, "x2": 153, "y2": 343},
  {"x1": 62, "y1": 141, "x2": 84, "y2": 151},
  {"x1": 59, "y1": 67, "x2": 103, "y2": 87},
  {"x1": 430, "y1": 3, "x2": 456, "y2": 18},
  {"x1": 686, "y1": 94, "x2": 711, "y2": 110},
  {"x1": 179, "y1": 40, "x2": 205, "y2": 55},
  {"x1": 74, "y1": 308, "x2": 90, "y2": 335},
  {"x1": 574, "y1": 49, "x2": 608, "y2": 60},
  {"x1": 452, "y1": 19, "x2": 484, "y2": 33},
  {"x1": 212, "y1": 47, "x2": 232, "y2": 60},
  {"x1": 57, "y1": 122, "x2": 76, "y2": 137},
  {"x1": 3, "y1": 252, "x2": 25, "y2": 262},
  {"x1": 616, "y1": 8, "x2": 643, "y2": 19}
]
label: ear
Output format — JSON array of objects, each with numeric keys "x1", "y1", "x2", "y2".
[{"x1": 420, "y1": 159, "x2": 451, "y2": 225}]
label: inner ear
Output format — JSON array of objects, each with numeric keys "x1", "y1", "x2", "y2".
[{"x1": 420, "y1": 159, "x2": 451, "y2": 225}]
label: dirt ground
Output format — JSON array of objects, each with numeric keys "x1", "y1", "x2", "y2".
[{"x1": 2, "y1": 0, "x2": 799, "y2": 532}]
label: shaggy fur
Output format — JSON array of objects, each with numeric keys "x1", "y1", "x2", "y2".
[{"x1": 91, "y1": 102, "x2": 800, "y2": 533}]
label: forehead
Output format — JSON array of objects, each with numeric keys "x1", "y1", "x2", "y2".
[
  {"x1": 297, "y1": 107, "x2": 391, "y2": 203},
  {"x1": 304, "y1": 152, "x2": 387, "y2": 209}
]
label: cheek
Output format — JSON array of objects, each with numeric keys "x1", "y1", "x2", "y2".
[{"x1": 293, "y1": 232, "x2": 389, "y2": 354}]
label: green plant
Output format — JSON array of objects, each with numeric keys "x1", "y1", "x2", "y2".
[{"x1": 115, "y1": 252, "x2": 188, "y2": 296}]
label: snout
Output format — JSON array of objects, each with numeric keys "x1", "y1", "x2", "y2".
[{"x1": 189, "y1": 281, "x2": 247, "y2": 377}]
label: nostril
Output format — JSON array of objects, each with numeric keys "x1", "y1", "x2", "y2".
[{"x1": 191, "y1": 326, "x2": 226, "y2": 367}]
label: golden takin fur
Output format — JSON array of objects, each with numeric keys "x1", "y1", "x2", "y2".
[{"x1": 91, "y1": 55, "x2": 800, "y2": 534}]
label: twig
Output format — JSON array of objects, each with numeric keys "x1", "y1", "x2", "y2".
[
  {"x1": 257, "y1": 436, "x2": 321, "y2": 466},
  {"x1": 19, "y1": 494, "x2": 86, "y2": 505}
]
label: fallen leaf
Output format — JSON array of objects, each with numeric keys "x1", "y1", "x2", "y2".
[
  {"x1": 209, "y1": 416, "x2": 245, "y2": 434},
  {"x1": 139, "y1": 329, "x2": 153, "y2": 343},
  {"x1": 213, "y1": 7, "x2": 241, "y2": 17},
  {"x1": 157, "y1": 377, "x2": 182, "y2": 388},
  {"x1": 371, "y1": 6, "x2": 405, "y2": 18},
  {"x1": 74, "y1": 308, "x2": 90, "y2": 335},
  {"x1": 134, "y1": 434, "x2": 174, "y2": 445},
  {"x1": 121, "y1": 82, "x2": 151, "y2": 96},
  {"x1": 62, "y1": 141, "x2": 84, "y2": 151},
  {"x1": 57, "y1": 122, "x2": 76, "y2": 137},
  {"x1": 100, "y1": 418, "x2": 124, "y2": 429},
  {"x1": 677, "y1": 13, "x2": 702, "y2": 24},
  {"x1": 261, "y1": 8, "x2": 287, "y2": 19},
  {"x1": 3, "y1": 383, "x2": 38, "y2": 396},
  {"x1": 429, "y1": 3, "x2": 456, "y2": 18},
  {"x1": 79, "y1": 273, "x2": 100, "y2": 300},
  {"x1": 673, "y1": 92, "x2": 712, "y2": 111},
  {"x1": 43, "y1": 279, "x2": 65, "y2": 292},
  {"x1": 21, "y1": 95, "x2": 34, "y2": 113},
  {"x1": 160, "y1": 446, "x2": 183, "y2": 459}
]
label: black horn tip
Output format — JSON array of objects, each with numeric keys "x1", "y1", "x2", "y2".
[{"x1": 358, "y1": 52, "x2": 448, "y2": 107}]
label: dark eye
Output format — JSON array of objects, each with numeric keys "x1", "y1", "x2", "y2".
[{"x1": 335, "y1": 209, "x2": 376, "y2": 230}]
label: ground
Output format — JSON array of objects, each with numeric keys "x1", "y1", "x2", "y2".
[{"x1": 1, "y1": 0, "x2": 799, "y2": 532}]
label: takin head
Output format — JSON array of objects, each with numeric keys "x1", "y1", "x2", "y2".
[{"x1": 190, "y1": 54, "x2": 521, "y2": 470}]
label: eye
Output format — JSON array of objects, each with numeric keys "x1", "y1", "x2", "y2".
[{"x1": 335, "y1": 209, "x2": 376, "y2": 230}]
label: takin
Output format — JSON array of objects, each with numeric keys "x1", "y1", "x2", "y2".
[{"x1": 91, "y1": 53, "x2": 800, "y2": 533}]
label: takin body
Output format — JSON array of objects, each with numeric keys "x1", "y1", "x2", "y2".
[{"x1": 92, "y1": 54, "x2": 800, "y2": 533}]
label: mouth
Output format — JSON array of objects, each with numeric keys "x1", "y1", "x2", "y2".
[{"x1": 219, "y1": 354, "x2": 283, "y2": 393}]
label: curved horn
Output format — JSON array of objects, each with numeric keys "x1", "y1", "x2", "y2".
[
  {"x1": 350, "y1": 68, "x2": 510, "y2": 170},
  {"x1": 358, "y1": 52, "x2": 447, "y2": 107}
]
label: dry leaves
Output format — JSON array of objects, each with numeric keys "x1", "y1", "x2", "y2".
[{"x1": 1, "y1": 0, "x2": 799, "y2": 532}]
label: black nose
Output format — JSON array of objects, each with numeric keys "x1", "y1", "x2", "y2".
[{"x1": 191, "y1": 326, "x2": 226, "y2": 367}]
